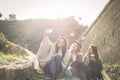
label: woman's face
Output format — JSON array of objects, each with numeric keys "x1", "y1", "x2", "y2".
[
  {"x1": 57, "y1": 39, "x2": 66, "y2": 48},
  {"x1": 88, "y1": 46, "x2": 93, "y2": 54},
  {"x1": 71, "y1": 43, "x2": 79, "y2": 52}
]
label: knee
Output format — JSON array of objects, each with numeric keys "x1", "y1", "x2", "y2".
[
  {"x1": 51, "y1": 60, "x2": 56, "y2": 65},
  {"x1": 54, "y1": 56, "x2": 62, "y2": 67},
  {"x1": 55, "y1": 55, "x2": 62, "y2": 61}
]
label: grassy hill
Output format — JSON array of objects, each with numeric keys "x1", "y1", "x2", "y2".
[{"x1": 0, "y1": 18, "x2": 86, "y2": 53}]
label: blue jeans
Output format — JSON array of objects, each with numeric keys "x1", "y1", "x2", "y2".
[{"x1": 44, "y1": 55, "x2": 62, "y2": 79}]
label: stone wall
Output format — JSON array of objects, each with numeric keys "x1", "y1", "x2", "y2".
[
  {"x1": 0, "y1": 60, "x2": 34, "y2": 80},
  {"x1": 82, "y1": 0, "x2": 120, "y2": 64}
]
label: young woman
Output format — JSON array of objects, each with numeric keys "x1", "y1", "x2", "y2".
[
  {"x1": 66, "y1": 41, "x2": 87, "y2": 80},
  {"x1": 84, "y1": 44, "x2": 103, "y2": 80},
  {"x1": 35, "y1": 31, "x2": 68, "y2": 80}
]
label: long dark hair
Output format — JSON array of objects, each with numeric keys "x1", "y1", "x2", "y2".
[
  {"x1": 90, "y1": 44, "x2": 103, "y2": 72},
  {"x1": 90, "y1": 45, "x2": 99, "y2": 63},
  {"x1": 55, "y1": 37, "x2": 68, "y2": 58}
]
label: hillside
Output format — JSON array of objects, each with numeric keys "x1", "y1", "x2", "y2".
[{"x1": 0, "y1": 17, "x2": 86, "y2": 53}]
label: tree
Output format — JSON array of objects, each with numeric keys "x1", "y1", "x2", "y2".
[
  {"x1": 0, "y1": 13, "x2": 2, "y2": 18},
  {"x1": 9, "y1": 14, "x2": 16, "y2": 20}
]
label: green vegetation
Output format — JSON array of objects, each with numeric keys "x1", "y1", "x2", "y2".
[
  {"x1": 0, "y1": 51, "x2": 23, "y2": 62},
  {"x1": 0, "y1": 18, "x2": 87, "y2": 53},
  {"x1": 103, "y1": 63, "x2": 120, "y2": 67}
]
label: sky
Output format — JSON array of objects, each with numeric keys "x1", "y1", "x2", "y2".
[{"x1": 0, "y1": 0, "x2": 109, "y2": 25}]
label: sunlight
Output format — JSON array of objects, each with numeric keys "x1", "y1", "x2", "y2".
[
  {"x1": 20, "y1": 4, "x2": 76, "y2": 19},
  {"x1": 19, "y1": 4, "x2": 95, "y2": 25},
  {"x1": 0, "y1": 0, "x2": 109, "y2": 25}
]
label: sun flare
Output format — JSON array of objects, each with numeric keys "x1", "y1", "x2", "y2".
[{"x1": 0, "y1": 0, "x2": 109, "y2": 25}]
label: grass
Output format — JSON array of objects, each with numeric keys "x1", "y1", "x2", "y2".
[
  {"x1": 0, "y1": 51, "x2": 23, "y2": 62},
  {"x1": 103, "y1": 63, "x2": 120, "y2": 67}
]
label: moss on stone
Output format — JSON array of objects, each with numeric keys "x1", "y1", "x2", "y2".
[{"x1": 0, "y1": 51, "x2": 23, "y2": 63}]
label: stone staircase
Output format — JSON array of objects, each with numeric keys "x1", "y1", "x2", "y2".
[
  {"x1": 33, "y1": 70, "x2": 52, "y2": 80},
  {"x1": 32, "y1": 70, "x2": 67, "y2": 80}
]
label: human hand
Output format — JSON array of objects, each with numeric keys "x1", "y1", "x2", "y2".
[
  {"x1": 44, "y1": 29, "x2": 53, "y2": 36},
  {"x1": 67, "y1": 66, "x2": 72, "y2": 70},
  {"x1": 45, "y1": 29, "x2": 53, "y2": 33}
]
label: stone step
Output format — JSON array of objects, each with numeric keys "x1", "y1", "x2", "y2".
[{"x1": 33, "y1": 70, "x2": 72, "y2": 80}]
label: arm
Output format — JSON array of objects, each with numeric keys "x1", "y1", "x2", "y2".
[
  {"x1": 38, "y1": 45, "x2": 55, "y2": 62},
  {"x1": 62, "y1": 50, "x2": 72, "y2": 69},
  {"x1": 83, "y1": 52, "x2": 89, "y2": 65},
  {"x1": 37, "y1": 34, "x2": 53, "y2": 60}
]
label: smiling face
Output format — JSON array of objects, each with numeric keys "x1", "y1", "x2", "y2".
[
  {"x1": 72, "y1": 42, "x2": 79, "y2": 52},
  {"x1": 57, "y1": 38, "x2": 66, "y2": 48},
  {"x1": 88, "y1": 45, "x2": 93, "y2": 54}
]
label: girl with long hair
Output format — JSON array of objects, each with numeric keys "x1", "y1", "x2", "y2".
[
  {"x1": 84, "y1": 44, "x2": 103, "y2": 80},
  {"x1": 66, "y1": 41, "x2": 87, "y2": 80},
  {"x1": 35, "y1": 31, "x2": 68, "y2": 80}
]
